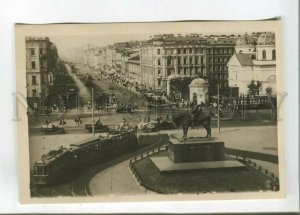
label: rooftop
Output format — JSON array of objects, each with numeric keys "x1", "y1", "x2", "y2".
[{"x1": 234, "y1": 53, "x2": 254, "y2": 66}]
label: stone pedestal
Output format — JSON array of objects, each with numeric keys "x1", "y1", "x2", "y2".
[
  {"x1": 151, "y1": 135, "x2": 245, "y2": 173},
  {"x1": 167, "y1": 136, "x2": 225, "y2": 163}
]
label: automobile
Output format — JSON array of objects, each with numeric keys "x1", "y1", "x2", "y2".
[
  {"x1": 116, "y1": 106, "x2": 132, "y2": 113},
  {"x1": 41, "y1": 124, "x2": 65, "y2": 134}
]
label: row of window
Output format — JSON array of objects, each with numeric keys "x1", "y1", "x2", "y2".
[
  {"x1": 209, "y1": 56, "x2": 230, "y2": 63},
  {"x1": 29, "y1": 48, "x2": 44, "y2": 56},
  {"x1": 157, "y1": 47, "x2": 205, "y2": 55},
  {"x1": 209, "y1": 65, "x2": 228, "y2": 72},
  {"x1": 29, "y1": 60, "x2": 48, "y2": 69},
  {"x1": 31, "y1": 75, "x2": 52, "y2": 86},
  {"x1": 157, "y1": 56, "x2": 205, "y2": 66},
  {"x1": 165, "y1": 68, "x2": 205, "y2": 76},
  {"x1": 214, "y1": 74, "x2": 228, "y2": 80},
  {"x1": 262, "y1": 49, "x2": 276, "y2": 60},
  {"x1": 156, "y1": 47, "x2": 235, "y2": 55},
  {"x1": 207, "y1": 48, "x2": 234, "y2": 54}
]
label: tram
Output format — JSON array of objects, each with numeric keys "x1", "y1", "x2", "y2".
[{"x1": 32, "y1": 129, "x2": 137, "y2": 185}]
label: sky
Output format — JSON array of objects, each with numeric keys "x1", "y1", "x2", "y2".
[{"x1": 50, "y1": 33, "x2": 153, "y2": 59}]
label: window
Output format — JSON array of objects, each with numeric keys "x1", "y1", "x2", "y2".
[
  {"x1": 32, "y1": 76, "x2": 37, "y2": 85},
  {"x1": 201, "y1": 57, "x2": 204, "y2": 64},
  {"x1": 177, "y1": 48, "x2": 180, "y2": 54},
  {"x1": 32, "y1": 89, "x2": 37, "y2": 97},
  {"x1": 183, "y1": 48, "x2": 186, "y2": 54},
  {"x1": 184, "y1": 68, "x2": 187, "y2": 75},
  {"x1": 157, "y1": 49, "x2": 160, "y2": 55},
  {"x1": 167, "y1": 58, "x2": 172, "y2": 65},
  {"x1": 272, "y1": 50, "x2": 276, "y2": 60},
  {"x1": 31, "y1": 61, "x2": 36, "y2": 69},
  {"x1": 183, "y1": 57, "x2": 187, "y2": 65},
  {"x1": 157, "y1": 59, "x2": 161, "y2": 66},
  {"x1": 39, "y1": 48, "x2": 43, "y2": 54},
  {"x1": 49, "y1": 75, "x2": 53, "y2": 83},
  {"x1": 195, "y1": 57, "x2": 198, "y2": 65},
  {"x1": 262, "y1": 50, "x2": 266, "y2": 60},
  {"x1": 189, "y1": 48, "x2": 192, "y2": 54},
  {"x1": 158, "y1": 79, "x2": 161, "y2": 87},
  {"x1": 189, "y1": 57, "x2": 193, "y2": 64},
  {"x1": 31, "y1": 48, "x2": 35, "y2": 55},
  {"x1": 167, "y1": 69, "x2": 171, "y2": 76},
  {"x1": 194, "y1": 48, "x2": 198, "y2": 54},
  {"x1": 177, "y1": 57, "x2": 181, "y2": 65},
  {"x1": 158, "y1": 70, "x2": 161, "y2": 75}
]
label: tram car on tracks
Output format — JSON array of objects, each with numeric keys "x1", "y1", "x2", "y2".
[{"x1": 32, "y1": 129, "x2": 137, "y2": 185}]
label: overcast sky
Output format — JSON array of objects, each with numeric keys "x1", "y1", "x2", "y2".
[{"x1": 50, "y1": 33, "x2": 153, "y2": 58}]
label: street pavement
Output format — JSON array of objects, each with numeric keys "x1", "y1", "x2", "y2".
[
  {"x1": 65, "y1": 64, "x2": 91, "y2": 104},
  {"x1": 89, "y1": 160, "x2": 152, "y2": 196}
]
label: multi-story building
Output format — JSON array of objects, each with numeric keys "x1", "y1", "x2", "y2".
[
  {"x1": 205, "y1": 37, "x2": 236, "y2": 95},
  {"x1": 127, "y1": 55, "x2": 141, "y2": 83},
  {"x1": 26, "y1": 37, "x2": 58, "y2": 110},
  {"x1": 140, "y1": 34, "x2": 207, "y2": 97},
  {"x1": 227, "y1": 32, "x2": 276, "y2": 96}
]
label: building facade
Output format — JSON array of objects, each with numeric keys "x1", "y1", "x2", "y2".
[
  {"x1": 228, "y1": 32, "x2": 276, "y2": 96},
  {"x1": 127, "y1": 55, "x2": 141, "y2": 83},
  {"x1": 140, "y1": 34, "x2": 208, "y2": 97},
  {"x1": 26, "y1": 37, "x2": 58, "y2": 110},
  {"x1": 205, "y1": 37, "x2": 236, "y2": 96}
]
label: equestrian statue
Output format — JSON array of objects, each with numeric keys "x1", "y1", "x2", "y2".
[{"x1": 172, "y1": 104, "x2": 212, "y2": 140}]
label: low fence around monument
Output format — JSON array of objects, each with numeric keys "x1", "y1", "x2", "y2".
[
  {"x1": 129, "y1": 145, "x2": 168, "y2": 194},
  {"x1": 129, "y1": 144, "x2": 279, "y2": 192}
]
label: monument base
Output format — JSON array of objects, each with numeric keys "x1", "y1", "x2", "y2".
[
  {"x1": 151, "y1": 156, "x2": 245, "y2": 173},
  {"x1": 168, "y1": 135, "x2": 226, "y2": 163},
  {"x1": 151, "y1": 134, "x2": 245, "y2": 173}
]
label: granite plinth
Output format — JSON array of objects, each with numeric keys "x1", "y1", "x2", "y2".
[
  {"x1": 151, "y1": 157, "x2": 245, "y2": 173},
  {"x1": 168, "y1": 135, "x2": 225, "y2": 163}
]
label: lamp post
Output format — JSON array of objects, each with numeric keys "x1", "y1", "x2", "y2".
[
  {"x1": 92, "y1": 88, "x2": 95, "y2": 137},
  {"x1": 217, "y1": 84, "x2": 220, "y2": 133}
]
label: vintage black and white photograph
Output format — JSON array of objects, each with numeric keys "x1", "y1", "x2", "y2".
[{"x1": 15, "y1": 21, "x2": 284, "y2": 203}]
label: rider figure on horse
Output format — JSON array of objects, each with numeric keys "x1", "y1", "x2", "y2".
[{"x1": 190, "y1": 104, "x2": 203, "y2": 129}]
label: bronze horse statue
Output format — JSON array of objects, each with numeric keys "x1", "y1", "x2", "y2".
[{"x1": 172, "y1": 105, "x2": 212, "y2": 140}]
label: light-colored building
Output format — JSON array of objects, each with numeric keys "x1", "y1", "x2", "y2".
[
  {"x1": 189, "y1": 78, "x2": 209, "y2": 105},
  {"x1": 26, "y1": 37, "x2": 58, "y2": 109},
  {"x1": 127, "y1": 55, "x2": 141, "y2": 83},
  {"x1": 140, "y1": 34, "x2": 207, "y2": 96},
  {"x1": 228, "y1": 32, "x2": 276, "y2": 96}
]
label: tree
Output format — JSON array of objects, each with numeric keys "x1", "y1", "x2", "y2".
[
  {"x1": 266, "y1": 86, "x2": 273, "y2": 96},
  {"x1": 247, "y1": 80, "x2": 262, "y2": 96}
]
